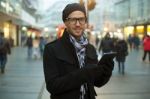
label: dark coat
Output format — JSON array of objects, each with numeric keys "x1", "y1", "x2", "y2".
[
  {"x1": 99, "y1": 37, "x2": 114, "y2": 53},
  {"x1": 43, "y1": 30, "x2": 112, "y2": 99},
  {"x1": 0, "y1": 37, "x2": 11, "y2": 55},
  {"x1": 115, "y1": 40, "x2": 128, "y2": 62}
]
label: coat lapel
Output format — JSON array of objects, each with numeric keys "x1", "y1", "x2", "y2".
[{"x1": 54, "y1": 31, "x2": 79, "y2": 66}]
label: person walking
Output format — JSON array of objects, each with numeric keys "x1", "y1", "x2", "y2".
[
  {"x1": 43, "y1": 3, "x2": 114, "y2": 99},
  {"x1": 0, "y1": 31, "x2": 11, "y2": 74},
  {"x1": 26, "y1": 35, "x2": 33, "y2": 59},
  {"x1": 99, "y1": 32, "x2": 114, "y2": 54},
  {"x1": 32, "y1": 36, "x2": 40, "y2": 59},
  {"x1": 127, "y1": 34, "x2": 133, "y2": 51},
  {"x1": 142, "y1": 34, "x2": 150, "y2": 63},
  {"x1": 115, "y1": 36, "x2": 128, "y2": 75},
  {"x1": 39, "y1": 36, "x2": 47, "y2": 58},
  {"x1": 132, "y1": 34, "x2": 140, "y2": 50}
]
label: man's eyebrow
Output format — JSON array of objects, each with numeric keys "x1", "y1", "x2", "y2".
[{"x1": 67, "y1": 17, "x2": 85, "y2": 18}]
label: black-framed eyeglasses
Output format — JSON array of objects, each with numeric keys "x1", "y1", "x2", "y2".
[{"x1": 66, "y1": 17, "x2": 86, "y2": 25}]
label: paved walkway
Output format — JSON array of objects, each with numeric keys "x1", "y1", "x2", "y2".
[
  {"x1": 0, "y1": 47, "x2": 44, "y2": 99},
  {"x1": 97, "y1": 49, "x2": 150, "y2": 99},
  {"x1": 0, "y1": 47, "x2": 150, "y2": 99}
]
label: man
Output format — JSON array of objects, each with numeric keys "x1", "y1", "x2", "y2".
[
  {"x1": 115, "y1": 36, "x2": 128, "y2": 75},
  {"x1": 0, "y1": 31, "x2": 11, "y2": 74},
  {"x1": 43, "y1": 3, "x2": 114, "y2": 99},
  {"x1": 142, "y1": 34, "x2": 150, "y2": 62},
  {"x1": 99, "y1": 32, "x2": 114, "y2": 54},
  {"x1": 26, "y1": 35, "x2": 33, "y2": 59}
]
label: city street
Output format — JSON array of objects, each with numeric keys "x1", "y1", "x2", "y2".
[{"x1": 0, "y1": 47, "x2": 150, "y2": 99}]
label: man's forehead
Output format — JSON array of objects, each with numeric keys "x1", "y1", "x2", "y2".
[{"x1": 68, "y1": 11, "x2": 85, "y2": 18}]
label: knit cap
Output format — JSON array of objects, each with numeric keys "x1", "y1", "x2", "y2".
[{"x1": 62, "y1": 3, "x2": 86, "y2": 22}]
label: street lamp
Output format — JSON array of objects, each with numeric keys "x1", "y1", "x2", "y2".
[{"x1": 79, "y1": 0, "x2": 96, "y2": 27}]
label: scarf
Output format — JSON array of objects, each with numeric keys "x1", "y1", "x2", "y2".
[{"x1": 69, "y1": 34, "x2": 88, "y2": 99}]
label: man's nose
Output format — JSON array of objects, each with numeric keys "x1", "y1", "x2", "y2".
[{"x1": 75, "y1": 20, "x2": 80, "y2": 25}]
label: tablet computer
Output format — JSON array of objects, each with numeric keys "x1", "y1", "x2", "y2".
[{"x1": 99, "y1": 52, "x2": 117, "y2": 64}]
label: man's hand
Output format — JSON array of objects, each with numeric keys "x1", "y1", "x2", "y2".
[{"x1": 98, "y1": 58, "x2": 114, "y2": 76}]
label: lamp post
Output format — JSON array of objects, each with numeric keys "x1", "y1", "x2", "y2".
[
  {"x1": 85, "y1": 0, "x2": 89, "y2": 26},
  {"x1": 79, "y1": 0, "x2": 96, "y2": 29}
]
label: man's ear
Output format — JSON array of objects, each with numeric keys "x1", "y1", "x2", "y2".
[
  {"x1": 64, "y1": 21, "x2": 68, "y2": 26},
  {"x1": 84, "y1": 23, "x2": 88, "y2": 28}
]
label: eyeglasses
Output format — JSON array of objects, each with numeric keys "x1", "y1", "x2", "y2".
[{"x1": 66, "y1": 17, "x2": 86, "y2": 25}]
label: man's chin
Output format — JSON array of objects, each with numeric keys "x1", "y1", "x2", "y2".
[
  {"x1": 71, "y1": 33, "x2": 82, "y2": 38},
  {"x1": 74, "y1": 30, "x2": 82, "y2": 34},
  {"x1": 75, "y1": 31, "x2": 81, "y2": 34}
]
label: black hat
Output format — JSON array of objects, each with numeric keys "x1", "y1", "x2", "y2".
[{"x1": 62, "y1": 3, "x2": 86, "y2": 22}]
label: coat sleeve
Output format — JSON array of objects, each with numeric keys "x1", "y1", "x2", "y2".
[
  {"x1": 94, "y1": 63, "x2": 113, "y2": 87},
  {"x1": 90, "y1": 45, "x2": 113, "y2": 87}
]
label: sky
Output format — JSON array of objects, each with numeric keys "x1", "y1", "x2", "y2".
[{"x1": 42, "y1": 0, "x2": 60, "y2": 11}]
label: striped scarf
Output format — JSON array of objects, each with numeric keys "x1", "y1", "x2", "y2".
[{"x1": 69, "y1": 34, "x2": 88, "y2": 99}]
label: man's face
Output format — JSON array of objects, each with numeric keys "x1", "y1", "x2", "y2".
[{"x1": 64, "y1": 11, "x2": 86, "y2": 39}]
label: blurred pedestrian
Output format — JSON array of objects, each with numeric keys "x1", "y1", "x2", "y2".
[
  {"x1": 132, "y1": 34, "x2": 140, "y2": 50},
  {"x1": 8, "y1": 36, "x2": 14, "y2": 48},
  {"x1": 0, "y1": 31, "x2": 11, "y2": 74},
  {"x1": 115, "y1": 36, "x2": 128, "y2": 75},
  {"x1": 26, "y1": 35, "x2": 33, "y2": 59},
  {"x1": 127, "y1": 34, "x2": 133, "y2": 51},
  {"x1": 39, "y1": 36, "x2": 46, "y2": 58},
  {"x1": 32, "y1": 36, "x2": 40, "y2": 59},
  {"x1": 142, "y1": 34, "x2": 150, "y2": 63},
  {"x1": 43, "y1": 3, "x2": 114, "y2": 99},
  {"x1": 99, "y1": 32, "x2": 114, "y2": 54}
]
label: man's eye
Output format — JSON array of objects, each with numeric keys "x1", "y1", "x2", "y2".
[
  {"x1": 79, "y1": 18, "x2": 84, "y2": 21},
  {"x1": 71, "y1": 18, "x2": 76, "y2": 21}
]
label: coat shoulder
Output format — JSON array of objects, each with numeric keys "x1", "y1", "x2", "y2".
[{"x1": 45, "y1": 39, "x2": 61, "y2": 49}]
